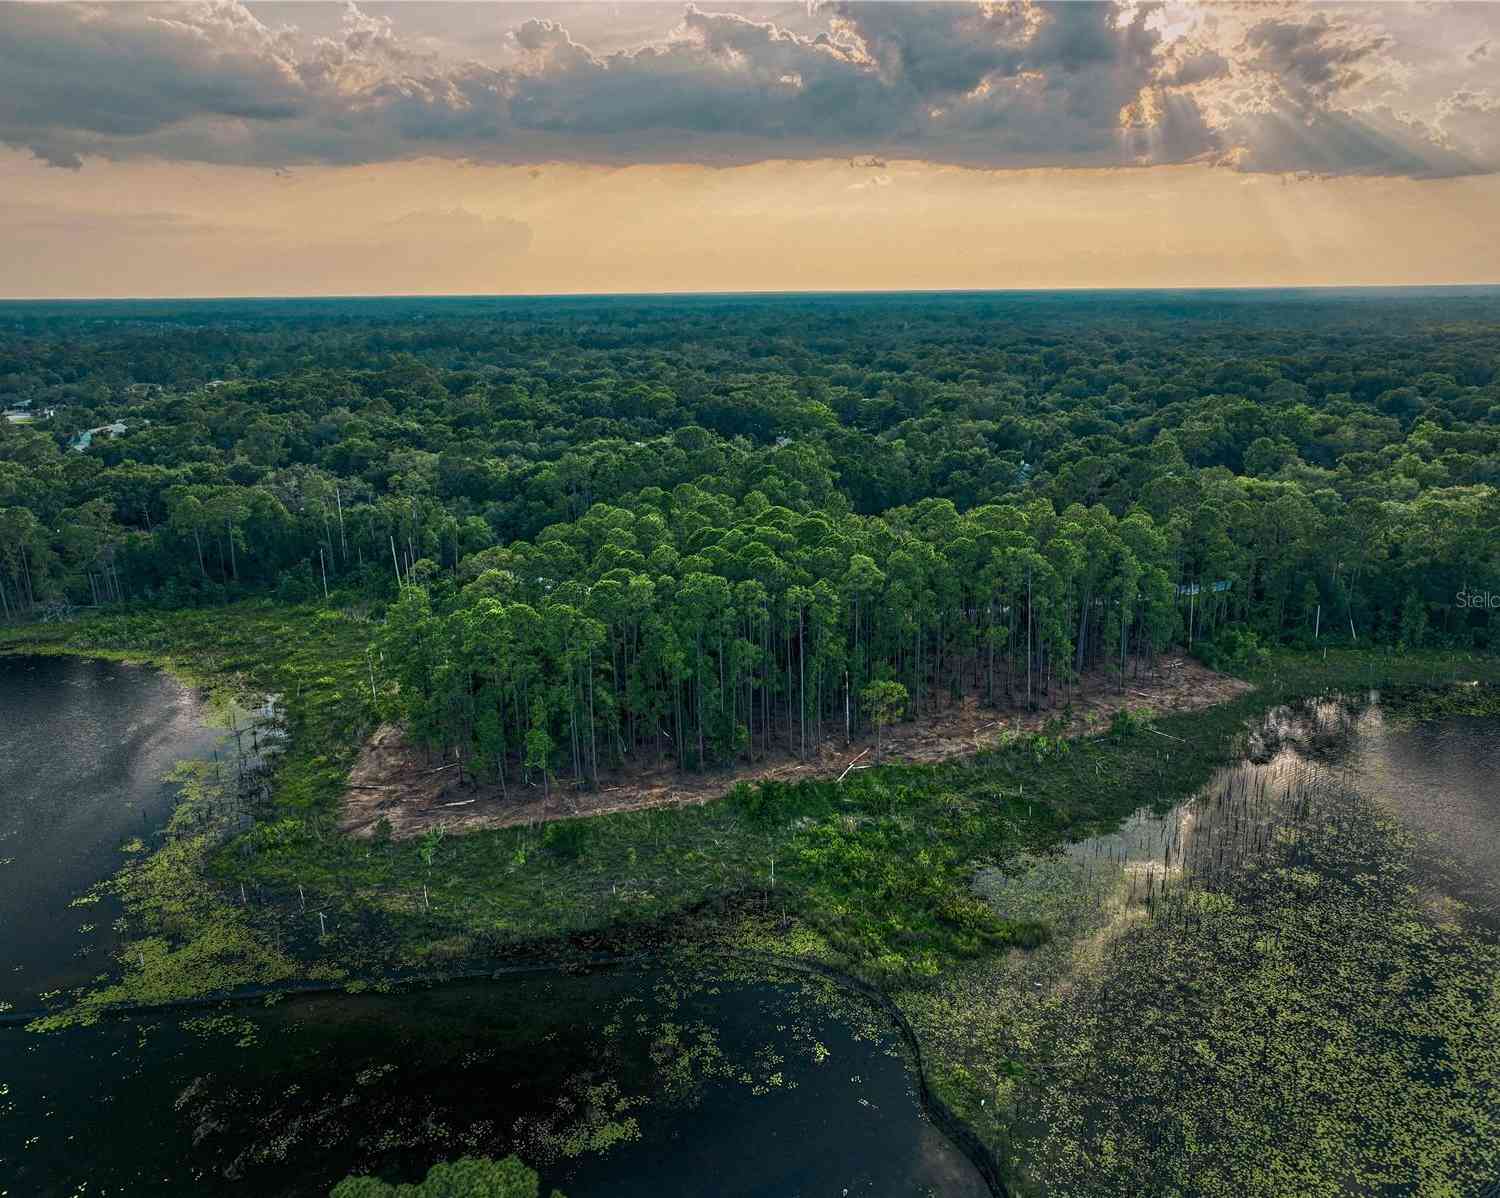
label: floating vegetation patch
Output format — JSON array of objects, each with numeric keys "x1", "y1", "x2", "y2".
[
  {"x1": 30, "y1": 754, "x2": 308, "y2": 1031},
  {"x1": 183, "y1": 1013, "x2": 260, "y2": 1048},
  {"x1": 904, "y1": 698, "x2": 1500, "y2": 1197},
  {"x1": 331, "y1": 1154, "x2": 564, "y2": 1198},
  {"x1": 973, "y1": 852, "x2": 1125, "y2": 949},
  {"x1": 514, "y1": 1077, "x2": 644, "y2": 1163},
  {"x1": 1380, "y1": 680, "x2": 1500, "y2": 724}
]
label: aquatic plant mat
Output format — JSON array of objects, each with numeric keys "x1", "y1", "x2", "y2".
[{"x1": 898, "y1": 695, "x2": 1500, "y2": 1196}]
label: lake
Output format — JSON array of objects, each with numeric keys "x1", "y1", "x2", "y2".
[
  {"x1": 0, "y1": 655, "x2": 986, "y2": 1197},
  {"x1": 0, "y1": 654, "x2": 227, "y2": 1009}
]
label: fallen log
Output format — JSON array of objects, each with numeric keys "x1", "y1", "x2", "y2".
[{"x1": 838, "y1": 748, "x2": 871, "y2": 783}]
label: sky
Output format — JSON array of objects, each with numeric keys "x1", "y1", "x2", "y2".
[{"x1": 2, "y1": 0, "x2": 1499, "y2": 297}]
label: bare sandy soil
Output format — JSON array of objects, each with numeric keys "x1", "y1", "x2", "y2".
[{"x1": 339, "y1": 655, "x2": 1253, "y2": 841}]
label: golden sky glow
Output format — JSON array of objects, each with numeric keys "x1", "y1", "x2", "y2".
[
  {"x1": 4, "y1": 150, "x2": 1500, "y2": 298},
  {"x1": 3, "y1": 2, "x2": 1499, "y2": 297}
]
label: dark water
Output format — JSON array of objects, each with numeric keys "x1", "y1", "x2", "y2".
[
  {"x1": 1047, "y1": 694, "x2": 1500, "y2": 932},
  {"x1": 0, "y1": 655, "x2": 985, "y2": 1197},
  {"x1": 2, "y1": 970, "x2": 982, "y2": 1197},
  {"x1": 0, "y1": 655, "x2": 227, "y2": 1008},
  {"x1": 1349, "y1": 709, "x2": 1500, "y2": 927}
]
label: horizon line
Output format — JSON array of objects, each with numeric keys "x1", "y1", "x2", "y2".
[{"x1": 4, "y1": 282, "x2": 1500, "y2": 305}]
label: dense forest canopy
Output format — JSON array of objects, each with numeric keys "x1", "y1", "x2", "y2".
[{"x1": 3, "y1": 289, "x2": 1498, "y2": 785}]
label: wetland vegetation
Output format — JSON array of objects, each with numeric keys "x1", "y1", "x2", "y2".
[{"x1": 2, "y1": 291, "x2": 1499, "y2": 1195}]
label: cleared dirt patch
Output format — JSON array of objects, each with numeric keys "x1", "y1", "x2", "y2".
[{"x1": 339, "y1": 656, "x2": 1253, "y2": 841}]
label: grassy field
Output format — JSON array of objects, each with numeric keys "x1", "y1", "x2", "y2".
[{"x1": 6, "y1": 606, "x2": 1500, "y2": 1191}]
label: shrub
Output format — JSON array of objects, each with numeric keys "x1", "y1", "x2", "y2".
[
  {"x1": 1107, "y1": 706, "x2": 1148, "y2": 741},
  {"x1": 1193, "y1": 625, "x2": 1269, "y2": 672},
  {"x1": 543, "y1": 819, "x2": 588, "y2": 861}
]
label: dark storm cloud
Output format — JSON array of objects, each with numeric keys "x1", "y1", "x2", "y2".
[
  {"x1": 1242, "y1": 13, "x2": 1395, "y2": 104},
  {"x1": 0, "y1": 1, "x2": 1495, "y2": 177},
  {"x1": 0, "y1": 1, "x2": 309, "y2": 166},
  {"x1": 1160, "y1": 47, "x2": 1231, "y2": 89}
]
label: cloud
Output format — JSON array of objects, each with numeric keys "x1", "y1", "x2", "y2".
[
  {"x1": 0, "y1": 1, "x2": 308, "y2": 167},
  {"x1": 1164, "y1": 7, "x2": 1497, "y2": 179},
  {"x1": 1159, "y1": 45, "x2": 1231, "y2": 90},
  {"x1": 0, "y1": 1, "x2": 1495, "y2": 178},
  {"x1": 1242, "y1": 13, "x2": 1397, "y2": 105},
  {"x1": 1435, "y1": 87, "x2": 1500, "y2": 163},
  {"x1": 1223, "y1": 105, "x2": 1476, "y2": 178}
]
